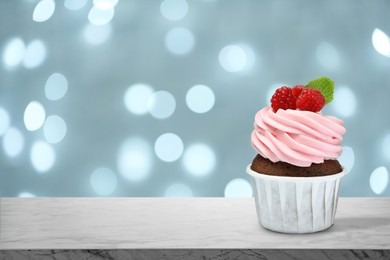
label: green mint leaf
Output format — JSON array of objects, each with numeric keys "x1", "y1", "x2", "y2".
[{"x1": 305, "y1": 76, "x2": 334, "y2": 104}]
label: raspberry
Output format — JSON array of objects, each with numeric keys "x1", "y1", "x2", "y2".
[
  {"x1": 296, "y1": 88, "x2": 325, "y2": 112},
  {"x1": 292, "y1": 85, "x2": 304, "y2": 98},
  {"x1": 270, "y1": 86, "x2": 297, "y2": 112}
]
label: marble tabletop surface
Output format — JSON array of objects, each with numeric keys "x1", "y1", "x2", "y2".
[{"x1": 0, "y1": 198, "x2": 389, "y2": 250}]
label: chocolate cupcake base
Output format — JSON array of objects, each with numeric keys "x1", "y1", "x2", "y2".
[{"x1": 251, "y1": 154, "x2": 342, "y2": 177}]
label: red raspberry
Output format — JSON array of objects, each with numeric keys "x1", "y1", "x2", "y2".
[
  {"x1": 270, "y1": 86, "x2": 297, "y2": 112},
  {"x1": 296, "y1": 88, "x2": 325, "y2": 112},
  {"x1": 292, "y1": 85, "x2": 304, "y2": 98}
]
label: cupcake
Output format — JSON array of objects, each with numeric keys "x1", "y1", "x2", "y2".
[{"x1": 247, "y1": 77, "x2": 346, "y2": 233}]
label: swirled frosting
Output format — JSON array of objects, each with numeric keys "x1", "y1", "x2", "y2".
[{"x1": 251, "y1": 107, "x2": 346, "y2": 167}]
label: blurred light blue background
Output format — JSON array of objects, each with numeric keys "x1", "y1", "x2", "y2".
[{"x1": 1, "y1": 0, "x2": 389, "y2": 197}]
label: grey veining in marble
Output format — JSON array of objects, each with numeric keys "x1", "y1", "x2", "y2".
[
  {"x1": 0, "y1": 198, "x2": 389, "y2": 250},
  {"x1": 1, "y1": 249, "x2": 390, "y2": 260}
]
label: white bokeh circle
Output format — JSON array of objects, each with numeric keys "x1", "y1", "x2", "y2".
[
  {"x1": 369, "y1": 166, "x2": 389, "y2": 195},
  {"x1": 24, "y1": 101, "x2": 46, "y2": 131},
  {"x1": 148, "y1": 90, "x2": 176, "y2": 119},
  {"x1": 186, "y1": 85, "x2": 215, "y2": 114},
  {"x1": 90, "y1": 167, "x2": 118, "y2": 195},
  {"x1": 30, "y1": 141, "x2": 56, "y2": 173},
  {"x1": 43, "y1": 115, "x2": 67, "y2": 144},
  {"x1": 117, "y1": 137, "x2": 152, "y2": 182},
  {"x1": 154, "y1": 133, "x2": 184, "y2": 162},
  {"x1": 124, "y1": 84, "x2": 154, "y2": 115},
  {"x1": 165, "y1": 27, "x2": 195, "y2": 55},
  {"x1": 224, "y1": 178, "x2": 253, "y2": 197},
  {"x1": 45, "y1": 73, "x2": 68, "y2": 101},
  {"x1": 183, "y1": 143, "x2": 216, "y2": 177}
]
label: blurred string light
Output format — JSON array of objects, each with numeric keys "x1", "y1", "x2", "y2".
[
  {"x1": 370, "y1": 166, "x2": 389, "y2": 195},
  {"x1": 165, "y1": 27, "x2": 195, "y2": 55},
  {"x1": 316, "y1": 42, "x2": 339, "y2": 69},
  {"x1": 331, "y1": 86, "x2": 357, "y2": 117},
  {"x1": 117, "y1": 137, "x2": 152, "y2": 182},
  {"x1": 160, "y1": 0, "x2": 188, "y2": 21},
  {"x1": 183, "y1": 143, "x2": 216, "y2": 177},
  {"x1": 339, "y1": 146, "x2": 355, "y2": 174},
  {"x1": 224, "y1": 178, "x2": 252, "y2": 197},
  {"x1": 372, "y1": 28, "x2": 390, "y2": 57},
  {"x1": 64, "y1": 0, "x2": 88, "y2": 10},
  {"x1": 43, "y1": 115, "x2": 67, "y2": 144},
  {"x1": 83, "y1": 23, "x2": 112, "y2": 45},
  {"x1": 45, "y1": 73, "x2": 68, "y2": 101},
  {"x1": 33, "y1": 0, "x2": 55, "y2": 23},
  {"x1": 88, "y1": 0, "x2": 115, "y2": 26},
  {"x1": 164, "y1": 183, "x2": 193, "y2": 197},
  {"x1": 154, "y1": 133, "x2": 184, "y2": 162},
  {"x1": 24, "y1": 101, "x2": 46, "y2": 131},
  {"x1": 383, "y1": 134, "x2": 390, "y2": 161},
  {"x1": 23, "y1": 40, "x2": 47, "y2": 69},
  {"x1": 2, "y1": 127, "x2": 24, "y2": 157},
  {"x1": 124, "y1": 83, "x2": 154, "y2": 115},
  {"x1": 30, "y1": 141, "x2": 56, "y2": 173},
  {"x1": 2, "y1": 38, "x2": 25, "y2": 68},
  {"x1": 186, "y1": 85, "x2": 215, "y2": 114},
  {"x1": 90, "y1": 167, "x2": 118, "y2": 195},
  {"x1": 0, "y1": 107, "x2": 11, "y2": 136},
  {"x1": 147, "y1": 90, "x2": 176, "y2": 119},
  {"x1": 219, "y1": 44, "x2": 255, "y2": 72}
]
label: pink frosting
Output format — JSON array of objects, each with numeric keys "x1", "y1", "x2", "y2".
[{"x1": 251, "y1": 107, "x2": 346, "y2": 167}]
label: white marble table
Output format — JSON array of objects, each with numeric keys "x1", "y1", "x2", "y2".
[{"x1": 0, "y1": 198, "x2": 389, "y2": 259}]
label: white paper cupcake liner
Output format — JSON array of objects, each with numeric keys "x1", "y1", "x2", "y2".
[{"x1": 247, "y1": 165, "x2": 345, "y2": 234}]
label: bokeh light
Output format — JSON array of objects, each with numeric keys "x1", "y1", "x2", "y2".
[
  {"x1": 83, "y1": 23, "x2": 112, "y2": 45},
  {"x1": 164, "y1": 183, "x2": 193, "y2": 197},
  {"x1": 219, "y1": 44, "x2": 255, "y2": 72},
  {"x1": 1, "y1": 1, "x2": 389, "y2": 198},
  {"x1": 154, "y1": 133, "x2": 184, "y2": 162},
  {"x1": 369, "y1": 166, "x2": 389, "y2": 195},
  {"x1": 165, "y1": 27, "x2": 195, "y2": 55},
  {"x1": 331, "y1": 86, "x2": 357, "y2": 117},
  {"x1": 24, "y1": 101, "x2": 46, "y2": 131},
  {"x1": 160, "y1": 0, "x2": 188, "y2": 21},
  {"x1": 147, "y1": 90, "x2": 176, "y2": 119},
  {"x1": 183, "y1": 143, "x2": 216, "y2": 177},
  {"x1": 2, "y1": 127, "x2": 24, "y2": 157},
  {"x1": 23, "y1": 40, "x2": 46, "y2": 69},
  {"x1": 2, "y1": 38, "x2": 25, "y2": 68},
  {"x1": 383, "y1": 134, "x2": 390, "y2": 161},
  {"x1": 186, "y1": 84, "x2": 215, "y2": 114},
  {"x1": 117, "y1": 137, "x2": 152, "y2": 182},
  {"x1": 45, "y1": 73, "x2": 68, "y2": 101},
  {"x1": 30, "y1": 141, "x2": 56, "y2": 173},
  {"x1": 224, "y1": 178, "x2": 252, "y2": 197},
  {"x1": 124, "y1": 83, "x2": 154, "y2": 115},
  {"x1": 93, "y1": 0, "x2": 119, "y2": 7},
  {"x1": 88, "y1": 3, "x2": 115, "y2": 26},
  {"x1": 64, "y1": 0, "x2": 88, "y2": 10},
  {"x1": 372, "y1": 28, "x2": 390, "y2": 57},
  {"x1": 43, "y1": 115, "x2": 67, "y2": 144},
  {"x1": 18, "y1": 192, "x2": 36, "y2": 197},
  {"x1": 32, "y1": 0, "x2": 55, "y2": 23},
  {"x1": 316, "y1": 42, "x2": 339, "y2": 69},
  {"x1": 0, "y1": 107, "x2": 11, "y2": 136},
  {"x1": 90, "y1": 167, "x2": 118, "y2": 195},
  {"x1": 339, "y1": 146, "x2": 355, "y2": 174}
]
